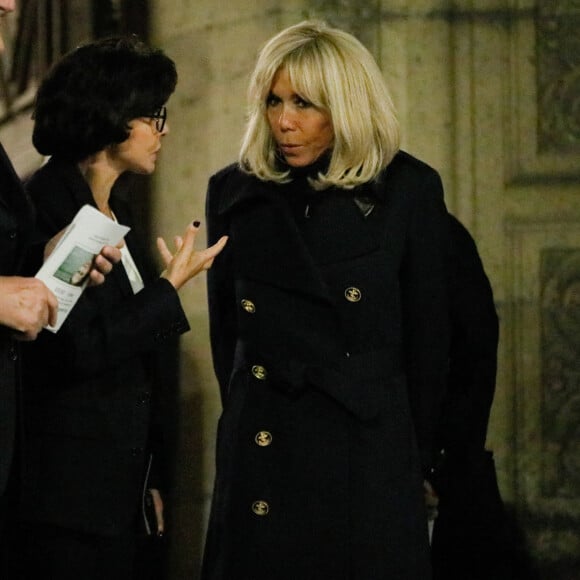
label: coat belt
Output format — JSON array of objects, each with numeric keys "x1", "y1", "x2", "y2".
[{"x1": 234, "y1": 341, "x2": 403, "y2": 421}]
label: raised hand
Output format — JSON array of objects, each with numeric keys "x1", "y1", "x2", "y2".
[{"x1": 157, "y1": 221, "x2": 228, "y2": 290}]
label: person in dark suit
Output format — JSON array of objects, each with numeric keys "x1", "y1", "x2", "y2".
[
  {"x1": 0, "y1": 104, "x2": 59, "y2": 580},
  {"x1": 16, "y1": 36, "x2": 227, "y2": 579},
  {"x1": 202, "y1": 20, "x2": 450, "y2": 580},
  {"x1": 0, "y1": 2, "x2": 121, "y2": 576},
  {"x1": 428, "y1": 214, "x2": 516, "y2": 579}
]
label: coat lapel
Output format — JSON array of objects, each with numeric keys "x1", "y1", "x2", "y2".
[
  {"x1": 217, "y1": 171, "x2": 392, "y2": 302},
  {"x1": 219, "y1": 175, "x2": 331, "y2": 301}
]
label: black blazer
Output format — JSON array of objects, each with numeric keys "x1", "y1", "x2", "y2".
[
  {"x1": 0, "y1": 144, "x2": 34, "y2": 495},
  {"x1": 19, "y1": 157, "x2": 189, "y2": 535}
]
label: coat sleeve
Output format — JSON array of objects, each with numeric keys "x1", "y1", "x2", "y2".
[
  {"x1": 400, "y1": 167, "x2": 451, "y2": 477},
  {"x1": 206, "y1": 171, "x2": 238, "y2": 404}
]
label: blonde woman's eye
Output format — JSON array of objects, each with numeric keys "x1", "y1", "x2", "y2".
[
  {"x1": 266, "y1": 94, "x2": 281, "y2": 107},
  {"x1": 295, "y1": 97, "x2": 312, "y2": 108}
]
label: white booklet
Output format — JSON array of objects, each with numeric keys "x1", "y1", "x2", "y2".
[{"x1": 35, "y1": 204, "x2": 130, "y2": 332}]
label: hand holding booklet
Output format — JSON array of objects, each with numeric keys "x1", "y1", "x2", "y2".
[{"x1": 35, "y1": 204, "x2": 130, "y2": 332}]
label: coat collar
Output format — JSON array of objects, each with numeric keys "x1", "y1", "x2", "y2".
[
  {"x1": 216, "y1": 164, "x2": 387, "y2": 218},
  {"x1": 216, "y1": 168, "x2": 273, "y2": 215}
]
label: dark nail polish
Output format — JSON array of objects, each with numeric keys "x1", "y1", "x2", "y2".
[{"x1": 193, "y1": 220, "x2": 201, "y2": 227}]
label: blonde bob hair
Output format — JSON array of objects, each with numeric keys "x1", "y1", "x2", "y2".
[{"x1": 239, "y1": 20, "x2": 400, "y2": 190}]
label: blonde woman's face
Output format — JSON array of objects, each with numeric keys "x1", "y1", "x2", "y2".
[{"x1": 266, "y1": 67, "x2": 333, "y2": 168}]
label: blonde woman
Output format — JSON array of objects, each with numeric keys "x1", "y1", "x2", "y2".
[{"x1": 203, "y1": 20, "x2": 450, "y2": 580}]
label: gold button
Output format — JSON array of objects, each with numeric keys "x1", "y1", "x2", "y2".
[
  {"x1": 252, "y1": 500, "x2": 269, "y2": 516},
  {"x1": 241, "y1": 299, "x2": 256, "y2": 313},
  {"x1": 251, "y1": 365, "x2": 267, "y2": 380},
  {"x1": 255, "y1": 431, "x2": 273, "y2": 447},
  {"x1": 344, "y1": 287, "x2": 362, "y2": 302}
]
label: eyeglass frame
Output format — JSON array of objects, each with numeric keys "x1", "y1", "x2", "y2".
[{"x1": 146, "y1": 106, "x2": 167, "y2": 133}]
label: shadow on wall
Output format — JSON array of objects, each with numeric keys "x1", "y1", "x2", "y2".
[
  {"x1": 166, "y1": 346, "x2": 208, "y2": 580},
  {"x1": 449, "y1": 502, "x2": 580, "y2": 580},
  {"x1": 165, "y1": 388, "x2": 207, "y2": 579},
  {"x1": 502, "y1": 505, "x2": 542, "y2": 580},
  {"x1": 519, "y1": 508, "x2": 580, "y2": 580}
]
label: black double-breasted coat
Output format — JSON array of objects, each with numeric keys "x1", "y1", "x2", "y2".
[
  {"x1": 19, "y1": 157, "x2": 189, "y2": 537},
  {"x1": 203, "y1": 151, "x2": 451, "y2": 580}
]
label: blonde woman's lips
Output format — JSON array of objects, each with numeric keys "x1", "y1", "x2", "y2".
[{"x1": 280, "y1": 144, "x2": 299, "y2": 153}]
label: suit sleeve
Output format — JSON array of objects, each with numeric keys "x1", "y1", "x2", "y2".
[
  {"x1": 24, "y1": 173, "x2": 190, "y2": 379},
  {"x1": 28, "y1": 273, "x2": 189, "y2": 380}
]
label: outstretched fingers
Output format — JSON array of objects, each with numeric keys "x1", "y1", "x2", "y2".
[
  {"x1": 156, "y1": 236, "x2": 174, "y2": 267},
  {"x1": 159, "y1": 221, "x2": 228, "y2": 290},
  {"x1": 200, "y1": 235, "x2": 228, "y2": 270}
]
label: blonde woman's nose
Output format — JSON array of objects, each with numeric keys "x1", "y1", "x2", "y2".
[{"x1": 278, "y1": 106, "x2": 296, "y2": 130}]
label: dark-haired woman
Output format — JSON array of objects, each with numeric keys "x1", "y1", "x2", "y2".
[{"x1": 17, "y1": 36, "x2": 226, "y2": 580}]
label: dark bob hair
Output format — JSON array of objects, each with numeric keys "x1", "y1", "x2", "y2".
[{"x1": 32, "y1": 35, "x2": 177, "y2": 162}]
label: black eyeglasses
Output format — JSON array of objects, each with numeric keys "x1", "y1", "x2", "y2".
[{"x1": 147, "y1": 106, "x2": 167, "y2": 132}]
